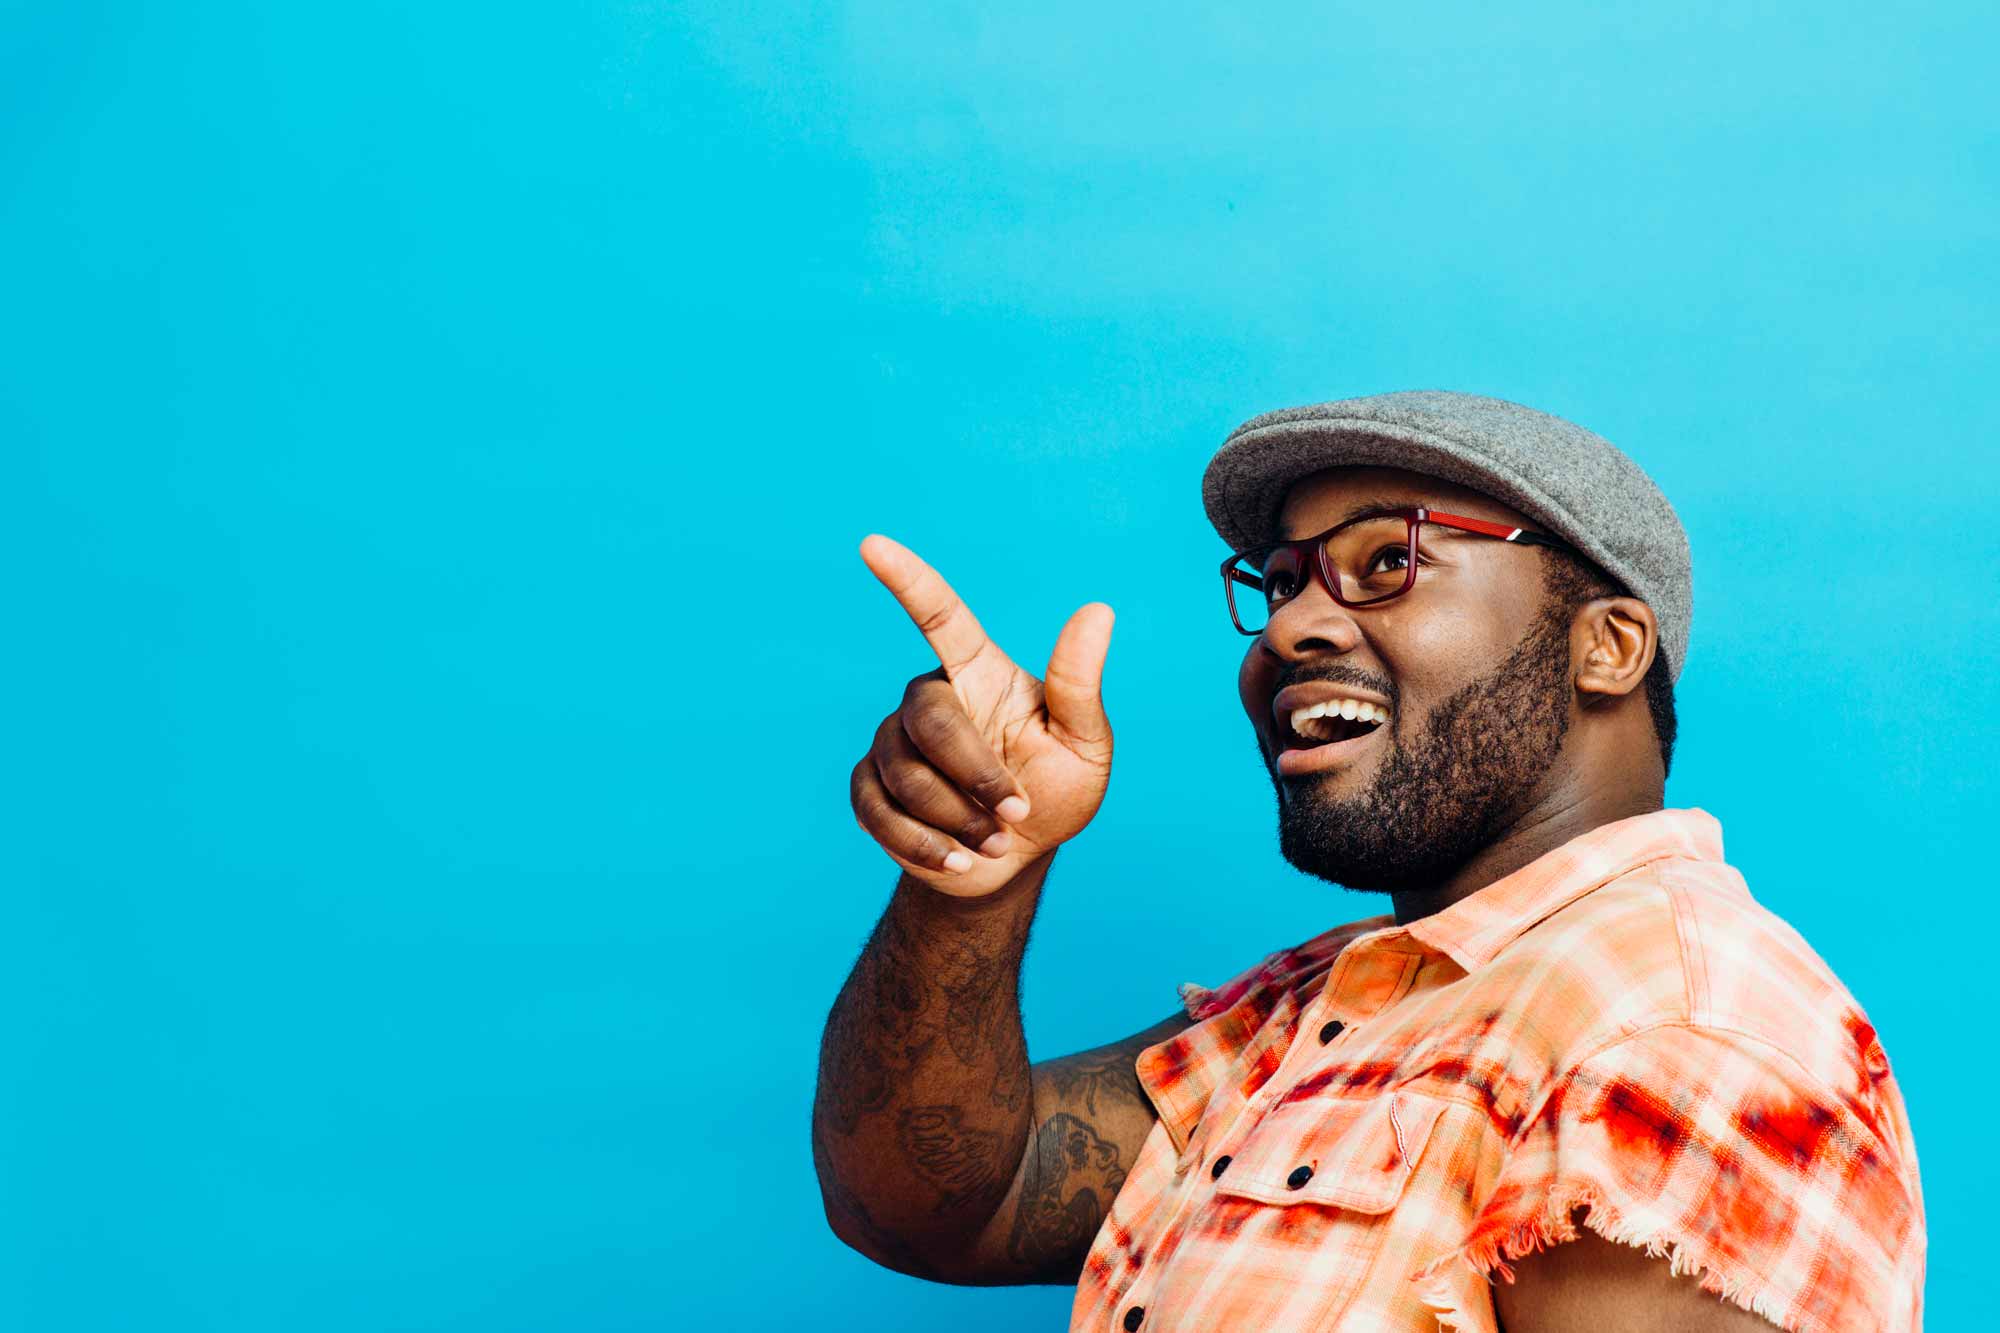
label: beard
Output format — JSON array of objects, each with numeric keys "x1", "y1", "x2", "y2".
[{"x1": 1274, "y1": 595, "x2": 1576, "y2": 897}]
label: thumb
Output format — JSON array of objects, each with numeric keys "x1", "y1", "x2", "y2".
[{"x1": 1043, "y1": 602, "x2": 1114, "y2": 761}]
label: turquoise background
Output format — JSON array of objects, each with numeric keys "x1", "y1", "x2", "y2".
[{"x1": 6, "y1": 1, "x2": 1989, "y2": 1328}]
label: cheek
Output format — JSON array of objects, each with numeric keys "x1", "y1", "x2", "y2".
[
  {"x1": 1378, "y1": 601, "x2": 1499, "y2": 689},
  {"x1": 1239, "y1": 646, "x2": 1278, "y2": 726}
]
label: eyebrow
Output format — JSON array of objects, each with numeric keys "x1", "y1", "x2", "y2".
[
  {"x1": 1339, "y1": 499, "x2": 1416, "y2": 526},
  {"x1": 1278, "y1": 498, "x2": 1476, "y2": 542}
]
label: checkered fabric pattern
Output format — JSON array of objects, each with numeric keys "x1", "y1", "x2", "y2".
[{"x1": 1068, "y1": 808, "x2": 1925, "y2": 1332}]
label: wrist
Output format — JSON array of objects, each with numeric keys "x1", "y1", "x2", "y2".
[{"x1": 904, "y1": 847, "x2": 1057, "y2": 921}]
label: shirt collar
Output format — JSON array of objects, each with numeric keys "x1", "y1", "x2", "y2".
[
  {"x1": 1134, "y1": 806, "x2": 1727, "y2": 1155},
  {"x1": 1397, "y1": 805, "x2": 1726, "y2": 974}
]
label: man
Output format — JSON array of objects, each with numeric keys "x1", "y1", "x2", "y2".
[{"x1": 813, "y1": 390, "x2": 1925, "y2": 1330}]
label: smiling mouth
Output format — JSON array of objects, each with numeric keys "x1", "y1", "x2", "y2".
[
  {"x1": 1274, "y1": 708, "x2": 1388, "y2": 778},
  {"x1": 1282, "y1": 709, "x2": 1384, "y2": 751}
]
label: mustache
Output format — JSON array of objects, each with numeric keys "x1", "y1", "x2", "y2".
[{"x1": 1273, "y1": 668, "x2": 1395, "y2": 703}]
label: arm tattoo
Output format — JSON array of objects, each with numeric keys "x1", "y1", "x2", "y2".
[
  {"x1": 988, "y1": 1047, "x2": 1029, "y2": 1114},
  {"x1": 935, "y1": 931, "x2": 1017, "y2": 1065},
  {"x1": 817, "y1": 907, "x2": 942, "y2": 1136},
  {"x1": 897, "y1": 1105, "x2": 1008, "y2": 1214},
  {"x1": 814, "y1": 872, "x2": 1050, "y2": 1276},
  {"x1": 1044, "y1": 1050, "x2": 1146, "y2": 1119},
  {"x1": 1007, "y1": 1112, "x2": 1127, "y2": 1275},
  {"x1": 812, "y1": 1116, "x2": 941, "y2": 1279}
]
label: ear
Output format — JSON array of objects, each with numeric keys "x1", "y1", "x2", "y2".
[{"x1": 1573, "y1": 596, "x2": 1656, "y2": 706}]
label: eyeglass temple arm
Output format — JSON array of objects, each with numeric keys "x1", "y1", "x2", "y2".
[{"x1": 1425, "y1": 508, "x2": 1573, "y2": 553}]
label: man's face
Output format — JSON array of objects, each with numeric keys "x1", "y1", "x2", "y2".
[{"x1": 1237, "y1": 465, "x2": 1581, "y2": 896}]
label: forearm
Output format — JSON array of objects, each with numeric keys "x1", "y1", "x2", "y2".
[{"x1": 812, "y1": 850, "x2": 1053, "y2": 1276}]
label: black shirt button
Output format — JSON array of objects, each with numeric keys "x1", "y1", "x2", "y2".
[
  {"x1": 1210, "y1": 1154, "x2": 1233, "y2": 1180},
  {"x1": 1286, "y1": 1164, "x2": 1314, "y2": 1189},
  {"x1": 1318, "y1": 1020, "x2": 1346, "y2": 1044},
  {"x1": 1123, "y1": 1306, "x2": 1145, "y2": 1331}
]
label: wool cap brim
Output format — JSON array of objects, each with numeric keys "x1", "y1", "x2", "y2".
[{"x1": 1202, "y1": 389, "x2": 1692, "y2": 683}]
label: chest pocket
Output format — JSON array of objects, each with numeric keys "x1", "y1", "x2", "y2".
[{"x1": 1211, "y1": 1088, "x2": 1448, "y2": 1213}]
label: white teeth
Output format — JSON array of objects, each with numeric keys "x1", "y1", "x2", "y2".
[{"x1": 1288, "y1": 699, "x2": 1389, "y2": 740}]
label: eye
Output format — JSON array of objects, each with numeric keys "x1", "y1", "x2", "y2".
[
  {"x1": 1259, "y1": 550, "x2": 1307, "y2": 602},
  {"x1": 1365, "y1": 543, "x2": 1414, "y2": 575}
]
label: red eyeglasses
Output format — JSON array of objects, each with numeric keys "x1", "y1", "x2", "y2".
[{"x1": 1221, "y1": 505, "x2": 1578, "y2": 635}]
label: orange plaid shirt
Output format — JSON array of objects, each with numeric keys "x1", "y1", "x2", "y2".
[{"x1": 1070, "y1": 807, "x2": 1924, "y2": 1332}]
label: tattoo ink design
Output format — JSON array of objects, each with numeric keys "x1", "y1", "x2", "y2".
[
  {"x1": 935, "y1": 933, "x2": 1015, "y2": 1066},
  {"x1": 811, "y1": 1116, "x2": 940, "y2": 1279},
  {"x1": 1044, "y1": 1051, "x2": 1145, "y2": 1118},
  {"x1": 818, "y1": 908, "x2": 942, "y2": 1136},
  {"x1": 1008, "y1": 1113, "x2": 1127, "y2": 1275},
  {"x1": 988, "y1": 1045, "x2": 1029, "y2": 1113},
  {"x1": 897, "y1": 1105, "x2": 1008, "y2": 1213},
  {"x1": 872, "y1": 909, "x2": 932, "y2": 1041}
]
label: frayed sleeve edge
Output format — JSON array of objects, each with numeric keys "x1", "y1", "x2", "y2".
[{"x1": 1411, "y1": 1183, "x2": 1810, "y2": 1333}]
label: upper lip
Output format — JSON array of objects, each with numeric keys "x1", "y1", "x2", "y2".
[{"x1": 1271, "y1": 682, "x2": 1393, "y2": 736}]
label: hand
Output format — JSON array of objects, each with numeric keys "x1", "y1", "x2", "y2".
[{"x1": 850, "y1": 534, "x2": 1115, "y2": 899}]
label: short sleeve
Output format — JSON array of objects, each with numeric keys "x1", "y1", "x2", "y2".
[{"x1": 1412, "y1": 1023, "x2": 1925, "y2": 1333}]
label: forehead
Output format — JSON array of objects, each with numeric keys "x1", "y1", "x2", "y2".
[{"x1": 1275, "y1": 465, "x2": 1530, "y2": 539}]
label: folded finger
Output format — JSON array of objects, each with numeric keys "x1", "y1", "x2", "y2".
[
  {"x1": 875, "y1": 715, "x2": 1013, "y2": 857},
  {"x1": 850, "y1": 754, "x2": 980, "y2": 875},
  {"x1": 898, "y1": 677, "x2": 1032, "y2": 824}
]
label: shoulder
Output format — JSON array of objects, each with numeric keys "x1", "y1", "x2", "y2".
[
  {"x1": 1495, "y1": 854, "x2": 1886, "y2": 1099},
  {"x1": 1418, "y1": 1011, "x2": 1927, "y2": 1332},
  {"x1": 1492, "y1": 855, "x2": 1923, "y2": 1220},
  {"x1": 1649, "y1": 856, "x2": 1891, "y2": 1095},
  {"x1": 1177, "y1": 912, "x2": 1393, "y2": 1022}
]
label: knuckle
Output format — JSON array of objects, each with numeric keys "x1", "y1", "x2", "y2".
[
  {"x1": 905, "y1": 828, "x2": 945, "y2": 864},
  {"x1": 904, "y1": 705, "x2": 959, "y2": 749},
  {"x1": 873, "y1": 710, "x2": 905, "y2": 750},
  {"x1": 913, "y1": 601, "x2": 955, "y2": 637},
  {"x1": 902, "y1": 668, "x2": 948, "y2": 700},
  {"x1": 850, "y1": 773, "x2": 883, "y2": 823},
  {"x1": 880, "y1": 758, "x2": 939, "y2": 808}
]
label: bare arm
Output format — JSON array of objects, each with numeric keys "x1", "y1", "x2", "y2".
[
  {"x1": 812, "y1": 851, "x2": 1187, "y2": 1284},
  {"x1": 816, "y1": 534, "x2": 1146, "y2": 1282},
  {"x1": 812, "y1": 862, "x2": 1042, "y2": 1282},
  {"x1": 1001, "y1": 1013, "x2": 1190, "y2": 1281},
  {"x1": 1493, "y1": 1223, "x2": 1781, "y2": 1332}
]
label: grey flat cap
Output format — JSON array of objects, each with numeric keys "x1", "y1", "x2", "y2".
[{"x1": 1203, "y1": 390, "x2": 1692, "y2": 683}]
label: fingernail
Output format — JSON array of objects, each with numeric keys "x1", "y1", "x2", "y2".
[
  {"x1": 996, "y1": 796, "x2": 1030, "y2": 823},
  {"x1": 978, "y1": 830, "x2": 1012, "y2": 857},
  {"x1": 943, "y1": 850, "x2": 973, "y2": 873}
]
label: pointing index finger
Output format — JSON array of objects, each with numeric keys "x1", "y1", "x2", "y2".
[{"x1": 858, "y1": 534, "x2": 1004, "y2": 679}]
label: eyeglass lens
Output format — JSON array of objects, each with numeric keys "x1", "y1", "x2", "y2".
[{"x1": 1227, "y1": 515, "x2": 1417, "y2": 631}]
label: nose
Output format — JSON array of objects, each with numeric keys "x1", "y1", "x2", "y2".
[
  {"x1": 1259, "y1": 567, "x2": 1365, "y2": 661},
  {"x1": 1239, "y1": 574, "x2": 1367, "y2": 738}
]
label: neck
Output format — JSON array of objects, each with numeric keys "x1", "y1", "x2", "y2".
[{"x1": 1387, "y1": 768, "x2": 1664, "y2": 926}]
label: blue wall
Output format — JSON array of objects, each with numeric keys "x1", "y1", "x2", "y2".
[{"x1": 5, "y1": 2, "x2": 1989, "y2": 1327}]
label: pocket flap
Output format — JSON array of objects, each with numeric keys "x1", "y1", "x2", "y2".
[{"x1": 1212, "y1": 1089, "x2": 1448, "y2": 1213}]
